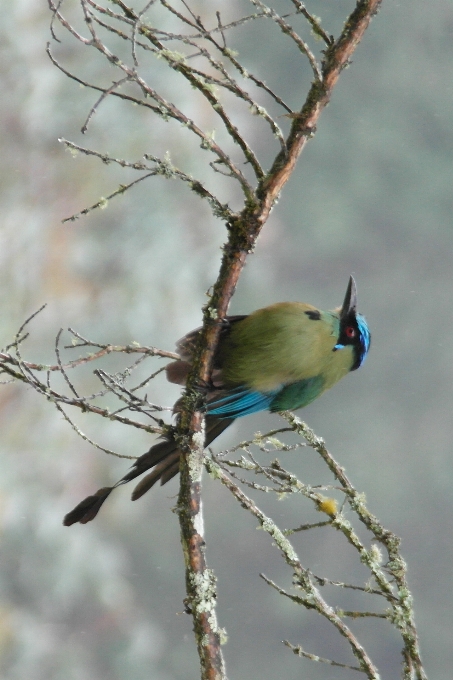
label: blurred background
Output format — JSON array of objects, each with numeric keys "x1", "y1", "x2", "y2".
[{"x1": 0, "y1": 1, "x2": 452, "y2": 678}]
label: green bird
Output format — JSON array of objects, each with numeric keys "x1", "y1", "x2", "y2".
[{"x1": 64, "y1": 276, "x2": 370, "y2": 525}]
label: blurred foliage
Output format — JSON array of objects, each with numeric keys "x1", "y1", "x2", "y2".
[{"x1": 0, "y1": 1, "x2": 452, "y2": 679}]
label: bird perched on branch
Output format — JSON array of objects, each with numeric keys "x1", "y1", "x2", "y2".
[{"x1": 64, "y1": 276, "x2": 370, "y2": 525}]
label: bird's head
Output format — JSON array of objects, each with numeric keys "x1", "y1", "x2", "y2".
[{"x1": 334, "y1": 276, "x2": 371, "y2": 370}]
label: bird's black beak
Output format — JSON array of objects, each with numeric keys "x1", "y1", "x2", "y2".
[{"x1": 340, "y1": 276, "x2": 357, "y2": 320}]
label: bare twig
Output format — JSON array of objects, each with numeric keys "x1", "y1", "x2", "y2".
[
  {"x1": 283, "y1": 639, "x2": 363, "y2": 673},
  {"x1": 250, "y1": 0, "x2": 322, "y2": 81},
  {"x1": 55, "y1": 402, "x2": 134, "y2": 459},
  {"x1": 205, "y1": 457, "x2": 380, "y2": 679},
  {"x1": 289, "y1": 0, "x2": 333, "y2": 46},
  {"x1": 282, "y1": 414, "x2": 427, "y2": 680},
  {"x1": 81, "y1": 75, "x2": 132, "y2": 133}
]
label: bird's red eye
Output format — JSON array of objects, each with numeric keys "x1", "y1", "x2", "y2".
[{"x1": 345, "y1": 326, "x2": 355, "y2": 338}]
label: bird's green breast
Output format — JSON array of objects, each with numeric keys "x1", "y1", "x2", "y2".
[{"x1": 218, "y1": 302, "x2": 355, "y2": 397}]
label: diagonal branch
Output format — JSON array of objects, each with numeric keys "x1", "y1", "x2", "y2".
[
  {"x1": 283, "y1": 413, "x2": 427, "y2": 680},
  {"x1": 205, "y1": 458, "x2": 380, "y2": 679}
]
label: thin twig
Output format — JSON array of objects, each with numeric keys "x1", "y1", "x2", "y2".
[
  {"x1": 55, "y1": 402, "x2": 135, "y2": 459},
  {"x1": 205, "y1": 458, "x2": 380, "y2": 678},
  {"x1": 81, "y1": 75, "x2": 132, "y2": 133},
  {"x1": 289, "y1": 0, "x2": 333, "y2": 46},
  {"x1": 283, "y1": 413, "x2": 427, "y2": 679},
  {"x1": 283, "y1": 639, "x2": 363, "y2": 673},
  {"x1": 250, "y1": 0, "x2": 322, "y2": 81}
]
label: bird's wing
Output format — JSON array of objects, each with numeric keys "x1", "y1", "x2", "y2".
[
  {"x1": 176, "y1": 315, "x2": 248, "y2": 365},
  {"x1": 207, "y1": 385, "x2": 279, "y2": 418},
  {"x1": 167, "y1": 315, "x2": 248, "y2": 388}
]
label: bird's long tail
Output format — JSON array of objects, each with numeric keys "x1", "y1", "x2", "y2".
[{"x1": 63, "y1": 415, "x2": 233, "y2": 526}]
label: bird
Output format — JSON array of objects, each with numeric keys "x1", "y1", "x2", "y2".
[{"x1": 63, "y1": 276, "x2": 370, "y2": 525}]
